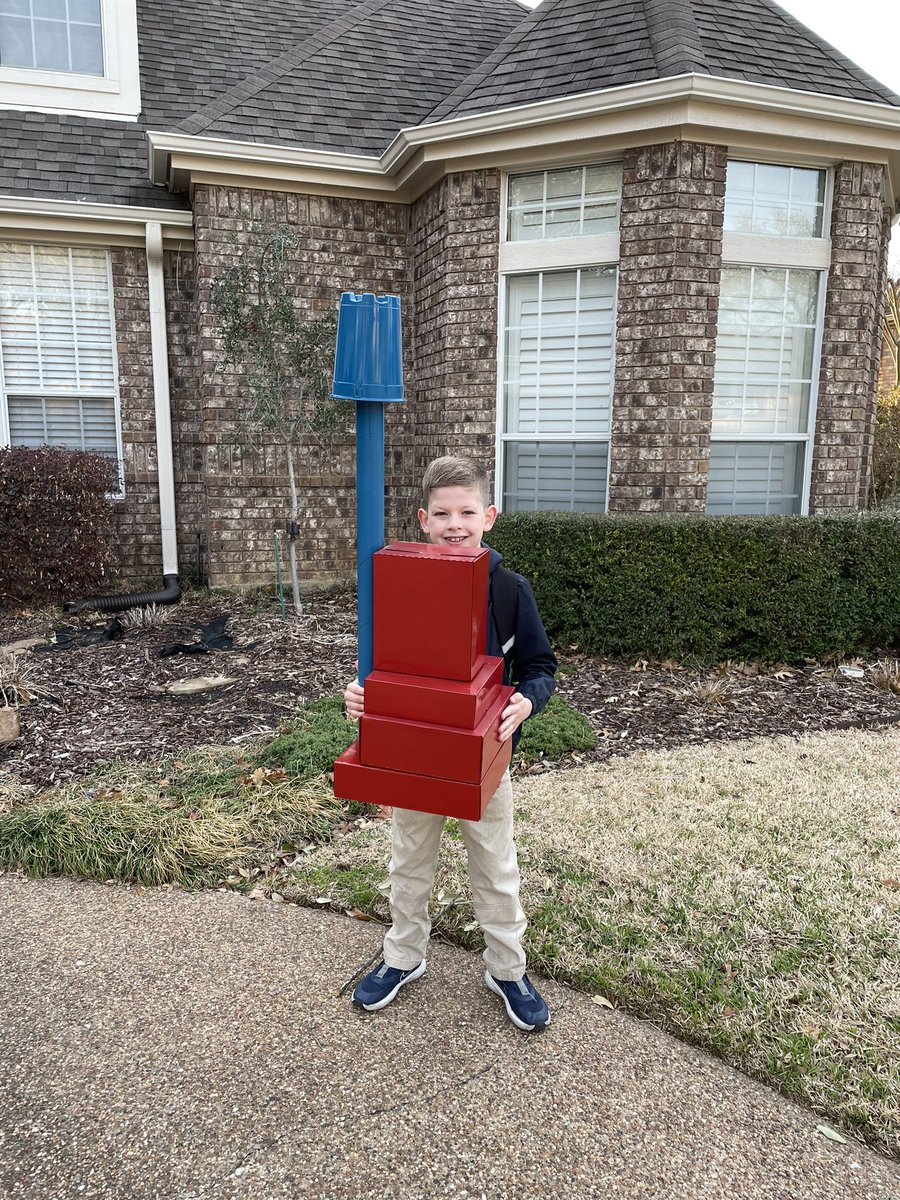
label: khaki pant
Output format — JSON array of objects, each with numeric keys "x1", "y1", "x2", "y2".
[{"x1": 382, "y1": 771, "x2": 527, "y2": 981}]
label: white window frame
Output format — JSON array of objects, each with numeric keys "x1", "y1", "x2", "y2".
[
  {"x1": 0, "y1": 240, "x2": 126, "y2": 497},
  {"x1": 711, "y1": 159, "x2": 834, "y2": 516},
  {"x1": 496, "y1": 163, "x2": 621, "y2": 516},
  {"x1": 0, "y1": 0, "x2": 140, "y2": 119}
]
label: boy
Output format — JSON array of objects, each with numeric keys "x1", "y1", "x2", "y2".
[{"x1": 343, "y1": 455, "x2": 557, "y2": 1031}]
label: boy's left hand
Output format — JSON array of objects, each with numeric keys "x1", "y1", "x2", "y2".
[{"x1": 498, "y1": 692, "x2": 533, "y2": 742}]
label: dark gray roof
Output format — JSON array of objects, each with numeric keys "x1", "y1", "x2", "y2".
[
  {"x1": 2, "y1": 0, "x2": 897, "y2": 211},
  {"x1": 0, "y1": 0, "x2": 524, "y2": 207},
  {"x1": 429, "y1": 0, "x2": 900, "y2": 122},
  {"x1": 177, "y1": 0, "x2": 529, "y2": 154}
]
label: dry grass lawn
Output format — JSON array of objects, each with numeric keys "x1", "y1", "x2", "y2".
[{"x1": 278, "y1": 726, "x2": 900, "y2": 1158}]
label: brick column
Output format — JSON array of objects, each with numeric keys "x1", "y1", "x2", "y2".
[
  {"x1": 608, "y1": 141, "x2": 726, "y2": 512},
  {"x1": 810, "y1": 162, "x2": 891, "y2": 511},
  {"x1": 411, "y1": 171, "x2": 502, "y2": 495}
]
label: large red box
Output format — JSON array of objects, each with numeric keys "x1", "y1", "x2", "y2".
[
  {"x1": 373, "y1": 543, "x2": 489, "y2": 681},
  {"x1": 363, "y1": 657, "x2": 505, "y2": 729},
  {"x1": 359, "y1": 684, "x2": 513, "y2": 783},
  {"x1": 334, "y1": 737, "x2": 512, "y2": 821}
]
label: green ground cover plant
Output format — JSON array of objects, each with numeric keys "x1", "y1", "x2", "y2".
[{"x1": 275, "y1": 726, "x2": 900, "y2": 1160}]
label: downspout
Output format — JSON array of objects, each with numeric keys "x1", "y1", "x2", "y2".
[{"x1": 64, "y1": 221, "x2": 181, "y2": 613}]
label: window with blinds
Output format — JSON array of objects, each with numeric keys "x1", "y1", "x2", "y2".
[
  {"x1": 0, "y1": 242, "x2": 122, "y2": 480},
  {"x1": 502, "y1": 266, "x2": 615, "y2": 512},
  {"x1": 709, "y1": 160, "x2": 828, "y2": 516}
]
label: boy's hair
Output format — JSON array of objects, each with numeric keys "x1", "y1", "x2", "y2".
[{"x1": 422, "y1": 456, "x2": 491, "y2": 507}]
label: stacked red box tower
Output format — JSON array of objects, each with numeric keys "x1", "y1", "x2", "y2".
[{"x1": 333, "y1": 542, "x2": 514, "y2": 820}]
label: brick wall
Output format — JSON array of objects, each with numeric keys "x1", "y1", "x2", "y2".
[
  {"x1": 192, "y1": 185, "x2": 415, "y2": 588},
  {"x1": 811, "y1": 162, "x2": 891, "y2": 511},
  {"x1": 608, "y1": 141, "x2": 726, "y2": 512},
  {"x1": 411, "y1": 171, "x2": 502, "y2": 498}
]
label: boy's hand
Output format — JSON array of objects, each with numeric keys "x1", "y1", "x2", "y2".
[
  {"x1": 344, "y1": 678, "x2": 365, "y2": 721},
  {"x1": 498, "y1": 692, "x2": 532, "y2": 742}
]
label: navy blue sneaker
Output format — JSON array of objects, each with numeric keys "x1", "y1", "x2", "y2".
[
  {"x1": 484, "y1": 971, "x2": 551, "y2": 1031},
  {"x1": 351, "y1": 960, "x2": 426, "y2": 1011}
]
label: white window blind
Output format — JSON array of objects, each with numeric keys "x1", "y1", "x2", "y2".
[
  {"x1": 713, "y1": 267, "x2": 819, "y2": 437},
  {"x1": 713, "y1": 161, "x2": 830, "y2": 517},
  {"x1": 707, "y1": 442, "x2": 805, "y2": 515},
  {"x1": 0, "y1": 242, "x2": 121, "y2": 466},
  {"x1": 502, "y1": 266, "x2": 615, "y2": 512}
]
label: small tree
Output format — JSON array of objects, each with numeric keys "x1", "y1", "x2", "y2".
[
  {"x1": 210, "y1": 227, "x2": 342, "y2": 616},
  {"x1": 882, "y1": 276, "x2": 900, "y2": 392}
]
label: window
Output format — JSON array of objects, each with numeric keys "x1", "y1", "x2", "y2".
[
  {"x1": 708, "y1": 161, "x2": 829, "y2": 516},
  {"x1": 507, "y1": 164, "x2": 622, "y2": 242},
  {"x1": 502, "y1": 268, "x2": 614, "y2": 512},
  {"x1": 724, "y1": 162, "x2": 826, "y2": 239},
  {"x1": 0, "y1": 0, "x2": 139, "y2": 119},
  {"x1": 0, "y1": 0, "x2": 103, "y2": 76},
  {"x1": 499, "y1": 163, "x2": 622, "y2": 513},
  {"x1": 0, "y1": 242, "x2": 122, "y2": 488}
]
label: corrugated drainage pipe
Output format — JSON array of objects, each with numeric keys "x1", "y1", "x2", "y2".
[
  {"x1": 64, "y1": 220, "x2": 182, "y2": 615},
  {"x1": 63, "y1": 574, "x2": 181, "y2": 615}
]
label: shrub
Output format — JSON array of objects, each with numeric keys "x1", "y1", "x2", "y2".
[
  {"x1": 257, "y1": 695, "x2": 356, "y2": 778},
  {"x1": 488, "y1": 511, "x2": 900, "y2": 664},
  {"x1": 518, "y1": 696, "x2": 597, "y2": 763},
  {"x1": 0, "y1": 446, "x2": 118, "y2": 609}
]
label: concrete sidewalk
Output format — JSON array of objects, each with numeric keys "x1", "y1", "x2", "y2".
[{"x1": 1, "y1": 873, "x2": 897, "y2": 1200}]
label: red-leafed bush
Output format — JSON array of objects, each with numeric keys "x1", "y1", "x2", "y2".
[{"x1": 0, "y1": 446, "x2": 118, "y2": 609}]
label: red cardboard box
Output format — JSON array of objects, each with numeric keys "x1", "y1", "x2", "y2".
[
  {"x1": 359, "y1": 684, "x2": 514, "y2": 783},
  {"x1": 334, "y1": 737, "x2": 512, "y2": 821},
  {"x1": 373, "y1": 543, "x2": 489, "y2": 681},
  {"x1": 363, "y1": 656, "x2": 505, "y2": 729}
]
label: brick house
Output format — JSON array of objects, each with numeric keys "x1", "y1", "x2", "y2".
[{"x1": 1, "y1": 0, "x2": 899, "y2": 592}]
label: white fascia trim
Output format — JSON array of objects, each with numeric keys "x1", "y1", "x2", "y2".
[
  {"x1": 146, "y1": 73, "x2": 900, "y2": 200},
  {"x1": 147, "y1": 130, "x2": 384, "y2": 186},
  {"x1": 0, "y1": 195, "x2": 194, "y2": 247},
  {"x1": 390, "y1": 74, "x2": 900, "y2": 160}
]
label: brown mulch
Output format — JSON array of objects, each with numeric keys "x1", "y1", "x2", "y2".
[{"x1": 1, "y1": 589, "x2": 899, "y2": 790}]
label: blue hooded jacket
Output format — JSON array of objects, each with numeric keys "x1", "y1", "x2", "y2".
[{"x1": 484, "y1": 547, "x2": 557, "y2": 749}]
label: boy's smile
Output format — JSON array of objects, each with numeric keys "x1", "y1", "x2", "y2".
[{"x1": 418, "y1": 484, "x2": 498, "y2": 549}]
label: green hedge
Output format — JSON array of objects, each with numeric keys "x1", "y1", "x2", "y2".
[{"x1": 487, "y1": 511, "x2": 900, "y2": 664}]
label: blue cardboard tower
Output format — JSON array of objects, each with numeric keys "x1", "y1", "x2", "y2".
[{"x1": 331, "y1": 292, "x2": 404, "y2": 682}]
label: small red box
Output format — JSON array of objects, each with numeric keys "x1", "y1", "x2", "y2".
[
  {"x1": 334, "y1": 737, "x2": 512, "y2": 821},
  {"x1": 373, "y1": 543, "x2": 489, "y2": 681},
  {"x1": 364, "y1": 656, "x2": 505, "y2": 729},
  {"x1": 359, "y1": 684, "x2": 513, "y2": 783}
]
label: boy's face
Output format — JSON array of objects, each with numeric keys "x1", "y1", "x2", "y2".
[{"x1": 418, "y1": 485, "x2": 497, "y2": 549}]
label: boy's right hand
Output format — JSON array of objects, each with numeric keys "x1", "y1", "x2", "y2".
[{"x1": 344, "y1": 678, "x2": 365, "y2": 721}]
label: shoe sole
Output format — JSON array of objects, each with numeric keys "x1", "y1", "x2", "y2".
[
  {"x1": 353, "y1": 960, "x2": 427, "y2": 1012},
  {"x1": 484, "y1": 971, "x2": 551, "y2": 1032}
]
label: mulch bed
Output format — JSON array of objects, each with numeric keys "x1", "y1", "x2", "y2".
[{"x1": 2, "y1": 589, "x2": 899, "y2": 789}]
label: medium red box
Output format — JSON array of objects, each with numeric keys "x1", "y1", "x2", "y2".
[
  {"x1": 359, "y1": 685, "x2": 514, "y2": 783},
  {"x1": 363, "y1": 656, "x2": 505, "y2": 729},
  {"x1": 334, "y1": 737, "x2": 512, "y2": 821},
  {"x1": 373, "y1": 543, "x2": 489, "y2": 681}
]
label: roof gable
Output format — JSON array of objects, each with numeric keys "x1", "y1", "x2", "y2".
[
  {"x1": 175, "y1": 0, "x2": 529, "y2": 155},
  {"x1": 428, "y1": 0, "x2": 900, "y2": 123}
]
